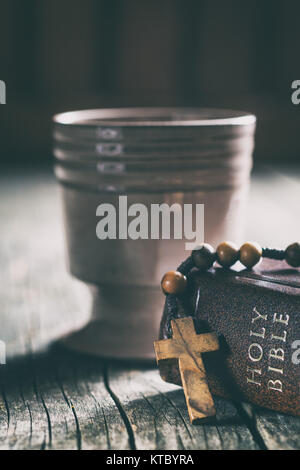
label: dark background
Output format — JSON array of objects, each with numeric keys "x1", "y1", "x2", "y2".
[{"x1": 0, "y1": 0, "x2": 300, "y2": 164}]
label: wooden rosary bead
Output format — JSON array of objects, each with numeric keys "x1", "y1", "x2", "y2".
[
  {"x1": 192, "y1": 243, "x2": 215, "y2": 270},
  {"x1": 161, "y1": 270, "x2": 187, "y2": 295},
  {"x1": 239, "y1": 242, "x2": 262, "y2": 269},
  {"x1": 285, "y1": 242, "x2": 300, "y2": 267},
  {"x1": 216, "y1": 241, "x2": 239, "y2": 267}
]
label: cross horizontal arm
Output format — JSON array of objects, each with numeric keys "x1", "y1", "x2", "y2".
[
  {"x1": 195, "y1": 332, "x2": 219, "y2": 353},
  {"x1": 154, "y1": 338, "x2": 184, "y2": 361},
  {"x1": 171, "y1": 318, "x2": 219, "y2": 353}
]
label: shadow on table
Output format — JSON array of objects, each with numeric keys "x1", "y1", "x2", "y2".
[
  {"x1": 0, "y1": 343, "x2": 155, "y2": 393},
  {"x1": 0, "y1": 343, "x2": 247, "y2": 429}
]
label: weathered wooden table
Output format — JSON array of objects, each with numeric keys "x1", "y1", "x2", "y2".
[{"x1": 0, "y1": 165, "x2": 299, "y2": 450}]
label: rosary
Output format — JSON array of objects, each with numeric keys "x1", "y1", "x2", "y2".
[{"x1": 154, "y1": 241, "x2": 300, "y2": 423}]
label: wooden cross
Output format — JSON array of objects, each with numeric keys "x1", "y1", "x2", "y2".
[{"x1": 154, "y1": 317, "x2": 219, "y2": 424}]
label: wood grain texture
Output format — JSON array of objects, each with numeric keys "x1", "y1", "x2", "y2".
[
  {"x1": 253, "y1": 410, "x2": 300, "y2": 451},
  {"x1": 0, "y1": 166, "x2": 299, "y2": 450},
  {"x1": 0, "y1": 350, "x2": 131, "y2": 450},
  {"x1": 107, "y1": 366, "x2": 263, "y2": 450}
]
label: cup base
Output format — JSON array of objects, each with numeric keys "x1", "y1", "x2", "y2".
[
  {"x1": 60, "y1": 283, "x2": 163, "y2": 360},
  {"x1": 60, "y1": 322, "x2": 156, "y2": 362}
]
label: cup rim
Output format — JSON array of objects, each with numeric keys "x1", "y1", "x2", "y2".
[{"x1": 53, "y1": 107, "x2": 256, "y2": 128}]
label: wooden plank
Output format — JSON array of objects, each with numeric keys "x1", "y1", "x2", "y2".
[
  {"x1": 242, "y1": 405, "x2": 300, "y2": 451},
  {"x1": 107, "y1": 367, "x2": 259, "y2": 450},
  {"x1": 0, "y1": 352, "x2": 70, "y2": 450},
  {"x1": 0, "y1": 358, "x2": 43, "y2": 450},
  {"x1": 0, "y1": 349, "x2": 131, "y2": 450},
  {"x1": 54, "y1": 352, "x2": 130, "y2": 450},
  {"x1": 255, "y1": 412, "x2": 300, "y2": 450}
]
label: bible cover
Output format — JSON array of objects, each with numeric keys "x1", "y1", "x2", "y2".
[{"x1": 159, "y1": 259, "x2": 300, "y2": 416}]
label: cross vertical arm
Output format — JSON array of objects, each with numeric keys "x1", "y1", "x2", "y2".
[{"x1": 179, "y1": 354, "x2": 216, "y2": 423}]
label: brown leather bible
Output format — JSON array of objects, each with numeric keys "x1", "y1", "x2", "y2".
[{"x1": 159, "y1": 259, "x2": 300, "y2": 416}]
